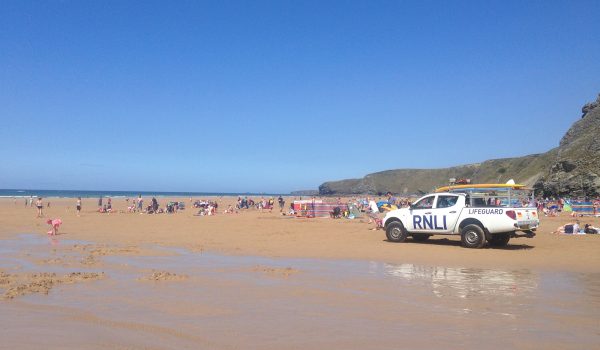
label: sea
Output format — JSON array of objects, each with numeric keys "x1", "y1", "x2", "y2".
[{"x1": 0, "y1": 189, "x2": 282, "y2": 198}]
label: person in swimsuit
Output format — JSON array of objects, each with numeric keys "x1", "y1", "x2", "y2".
[
  {"x1": 36, "y1": 197, "x2": 43, "y2": 217},
  {"x1": 76, "y1": 197, "x2": 82, "y2": 216}
]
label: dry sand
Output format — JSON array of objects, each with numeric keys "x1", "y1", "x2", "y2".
[{"x1": 1, "y1": 197, "x2": 599, "y2": 273}]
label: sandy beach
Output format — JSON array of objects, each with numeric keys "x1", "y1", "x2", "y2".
[
  {"x1": 1, "y1": 197, "x2": 599, "y2": 272},
  {"x1": 1, "y1": 197, "x2": 599, "y2": 349}
]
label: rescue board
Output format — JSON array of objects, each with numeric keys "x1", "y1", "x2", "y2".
[{"x1": 435, "y1": 183, "x2": 527, "y2": 192}]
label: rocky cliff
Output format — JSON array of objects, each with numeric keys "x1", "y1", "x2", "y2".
[
  {"x1": 535, "y1": 94, "x2": 600, "y2": 197},
  {"x1": 319, "y1": 94, "x2": 600, "y2": 197}
]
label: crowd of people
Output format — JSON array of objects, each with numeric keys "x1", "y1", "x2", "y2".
[
  {"x1": 91, "y1": 195, "x2": 289, "y2": 216},
  {"x1": 20, "y1": 193, "x2": 600, "y2": 236},
  {"x1": 536, "y1": 197, "x2": 600, "y2": 217},
  {"x1": 235, "y1": 196, "x2": 287, "y2": 213}
]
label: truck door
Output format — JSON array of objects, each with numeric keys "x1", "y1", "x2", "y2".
[
  {"x1": 408, "y1": 195, "x2": 436, "y2": 232},
  {"x1": 433, "y1": 195, "x2": 461, "y2": 233}
]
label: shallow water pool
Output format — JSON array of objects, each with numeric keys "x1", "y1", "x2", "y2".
[{"x1": 1, "y1": 234, "x2": 598, "y2": 349}]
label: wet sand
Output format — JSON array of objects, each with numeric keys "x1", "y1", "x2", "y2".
[
  {"x1": 1, "y1": 234, "x2": 599, "y2": 349},
  {"x1": 1, "y1": 197, "x2": 600, "y2": 348}
]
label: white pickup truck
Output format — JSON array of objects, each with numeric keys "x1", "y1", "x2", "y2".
[{"x1": 382, "y1": 186, "x2": 539, "y2": 248}]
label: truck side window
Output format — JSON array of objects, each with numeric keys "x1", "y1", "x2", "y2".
[
  {"x1": 413, "y1": 196, "x2": 434, "y2": 209},
  {"x1": 436, "y1": 195, "x2": 458, "y2": 208},
  {"x1": 473, "y1": 198, "x2": 486, "y2": 207}
]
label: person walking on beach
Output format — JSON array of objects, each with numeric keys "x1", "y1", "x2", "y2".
[
  {"x1": 36, "y1": 197, "x2": 43, "y2": 218},
  {"x1": 367, "y1": 197, "x2": 382, "y2": 230},
  {"x1": 278, "y1": 196, "x2": 285, "y2": 212},
  {"x1": 76, "y1": 197, "x2": 82, "y2": 216},
  {"x1": 98, "y1": 196, "x2": 103, "y2": 208},
  {"x1": 138, "y1": 195, "x2": 143, "y2": 213}
]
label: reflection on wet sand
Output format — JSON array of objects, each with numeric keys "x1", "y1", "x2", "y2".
[
  {"x1": 381, "y1": 263, "x2": 538, "y2": 299},
  {"x1": 1, "y1": 234, "x2": 599, "y2": 349}
]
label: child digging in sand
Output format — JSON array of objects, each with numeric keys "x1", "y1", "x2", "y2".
[{"x1": 46, "y1": 218, "x2": 62, "y2": 236}]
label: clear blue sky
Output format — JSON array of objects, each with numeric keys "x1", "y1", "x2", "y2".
[{"x1": 1, "y1": 0, "x2": 599, "y2": 193}]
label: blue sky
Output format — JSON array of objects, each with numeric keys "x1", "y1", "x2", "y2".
[{"x1": 1, "y1": 0, "x2": 599, "y2": 193}]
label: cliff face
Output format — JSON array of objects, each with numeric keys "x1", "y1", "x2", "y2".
[
  {"x1": 535, "y1": 94, "x2": 600, "y2": 197},
  {"x1": 319, "y1": 94, "x2": 600, "y2": 197}
]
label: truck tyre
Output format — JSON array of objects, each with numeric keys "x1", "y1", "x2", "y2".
[
  {"x1": 488, "y1": 233, "x2": 510, "y2": 247},
  {"x1": 412, "y1": 233, "x2": 430, "y2": 242},
  {"x1": 461, "y1": 224, "x2": 486, "y2": 248},
  {"x1": 386, "y1": 221, "x2": 408, "y2": 243}
]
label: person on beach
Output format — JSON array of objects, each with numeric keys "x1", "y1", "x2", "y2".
[
  {"x1": 76, "y1": 197, "x2": 82, "y2": 216},
  {"x1": 46, "y1": 218, "x2": 62, "y2": 236},
  {"x1": 278, "y1": 196, "x2": 285, "y2": 212},
  {"x1": 151, "y1": 197, "x2": 158, "y2": 213},
  {"x1": 98, "y1": 196, "x2": 103, "y2": 208},
  {"x1": 138, "y1": 195, "x2": 143, "y2": 213},
  {"x1": 36, "y1": 197, "x2": 43, "y2": 217},
  {"x1": 554, "y1": 220, "x2": 581, "y2": 234},
  {"x1": 367, "y1": 197, "x2": 382, "y2": 230}
]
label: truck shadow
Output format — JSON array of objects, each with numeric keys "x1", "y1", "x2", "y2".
[{"x1": 384, "y1": 238, "x2": 534, "y2": 250}]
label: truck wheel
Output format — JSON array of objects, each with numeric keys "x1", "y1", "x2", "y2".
[
  {"x1": 412, "y1": 233, "x2": 430, "y2": 242},
  {"x1": 461, "y1": 224, "x2": 486, "y2": 248},
  {"x1": 488, "y1": 233, "x2": 510, "y2": 247},
  {"x1": 386, "y1": 221, "x2": 408, "y2": 242}
]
